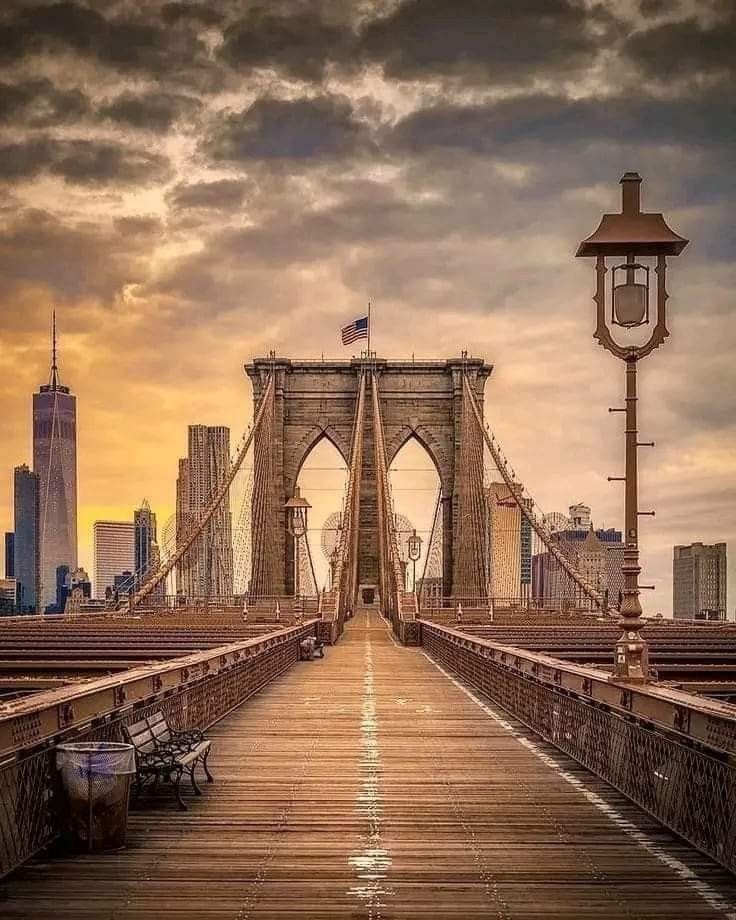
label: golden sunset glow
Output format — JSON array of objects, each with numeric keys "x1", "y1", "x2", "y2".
[{"x1": 0, "y1": 0, "x2": 734, "y2": 615}]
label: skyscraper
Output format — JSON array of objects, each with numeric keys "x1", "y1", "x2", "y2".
[
  {"x1": 175, "y1": 458, "x2": 192, "y2": 597},
  {"x1": 673, "y1": 542, "x2": 728, "y2": 621},
  {"x1": 93, "y1": 521, "x2": 134, "y2": 600},
  {"x1": 134, "y1": 499, "x2": 164, "y2": 598},
  {"x1": 13, "y1": 464, "x2": 40, "y2": 612},
  {"x1": 33, "y1": 313, "x2": 77, "y2": 609},
  {"x1": 486, "y1": 482, "x2": 522, "y2": 598},
  {"x1": 568, "y1": 503, "x2": 592, "y2": 531},
  {"x1": 176, "y1": 425, "x2": 233, "y2": 598},
  {"x1": 134, "y1": 499, "x2": 157, "y2": 583},
  {"x1": 4, "y1": 532, "x2": 14, "y2": 578}
]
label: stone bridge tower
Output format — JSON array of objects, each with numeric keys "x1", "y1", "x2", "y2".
[{"x1": 245, "y1": 357, "x2": 492, "y2": 600}]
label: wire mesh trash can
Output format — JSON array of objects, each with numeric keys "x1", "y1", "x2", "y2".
[{"x1": 56, "y1": 742, "x2": 136, "y2": 852}]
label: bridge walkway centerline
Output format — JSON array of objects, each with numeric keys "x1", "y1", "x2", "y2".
[{"x1": 3, "y1": 610, "x2": 735, "y2": 919}]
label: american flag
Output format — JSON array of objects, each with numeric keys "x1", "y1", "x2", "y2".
[{"x1": 341, "y1": 314, "x2": 369, "y2": 345}]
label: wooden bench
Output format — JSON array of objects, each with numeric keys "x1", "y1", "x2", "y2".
[{"x1": 123, "y1": 711, "x2": 213, "y2": 810}]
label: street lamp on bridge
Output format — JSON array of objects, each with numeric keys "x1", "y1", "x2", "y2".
[
  {"x1": 576, "y1": 172, "x2": 688, "y2": 682},
  {"x1": 406, "y1": 528, "x2": 422, "y2": 592},
  {"x1": 285, "y1": 487, "x2": 311, "y2": 598}
]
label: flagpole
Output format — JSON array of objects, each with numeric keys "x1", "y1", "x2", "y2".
[{"x1": 367, "y1": 300, "x2": 372, "y2": 358}]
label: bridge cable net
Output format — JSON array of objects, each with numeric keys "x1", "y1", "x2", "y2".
[
  {"x1": 297, "y1": 524, "x2": 319, "y2": 600},
  {"x1": 120, "y1": 372, "x2": 277, "y2": 614},
  {"x1": 370, "y1": 371, "x2": 418, "y2": 626},
  {"x1": 417, "y1": 487, "x2": 443, "y2": 603},
  {"x1": 461, "y1": 372, "x2": 611, "y2": 616},
  {"x1": 321, "y1": 370, "x2": 366, "y2": 630}
]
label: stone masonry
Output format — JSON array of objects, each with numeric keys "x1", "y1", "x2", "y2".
[{"x1": 245, "y1": 357, "x2": 492, "y2": 600}]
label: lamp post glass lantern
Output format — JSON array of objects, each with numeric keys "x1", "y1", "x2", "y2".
[
  {"x1": 612, "y1": 257, "x2": 649, "y2": 327},
  {"x1": 576, "y1": 172, "x2": 688, "y2": 683}
]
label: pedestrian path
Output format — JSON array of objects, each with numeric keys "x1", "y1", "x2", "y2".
[{"x1": 4, "y1": 609, "x2": 735, "y2": 918}]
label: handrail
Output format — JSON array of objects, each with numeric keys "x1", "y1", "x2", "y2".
[
  {"x1": 0, "y1": 619, "x2": 315, "y2": 879},
  {"x1": 421, "y1": 619, "x2": 736, "y2": 874},
  {"x1": 419, "y1": 620, "x2": 736, "y2": 756},
  {"x1": 0, "y1": 620, "x2": 317, "y2": 761}
]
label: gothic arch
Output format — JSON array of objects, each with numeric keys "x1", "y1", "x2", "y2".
[
  {"x1": 386, "y1": 423, "x2": 452, "y2": 496},
  {"x1": 284, "y1": 424, "x2": 351, "y2": 495},
  {"x1": 245, "y1": 356, "x2": 491, "y2": 598}
]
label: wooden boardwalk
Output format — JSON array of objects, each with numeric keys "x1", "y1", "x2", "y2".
[{"x1": 4, "y1": 610, "x2": 736, "y2": 919}]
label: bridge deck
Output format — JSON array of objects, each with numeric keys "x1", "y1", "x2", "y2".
[{"x1": 4, "y1": 611, "x2": 735, "y2": 919}]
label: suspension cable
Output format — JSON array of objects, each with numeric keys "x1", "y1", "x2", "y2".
[
  {"x1": 462, "y1": 373, "x2": 609, "y2": 613},
  {"x1": 129, "y1": 372, "x2": 276, "y2": 609}
]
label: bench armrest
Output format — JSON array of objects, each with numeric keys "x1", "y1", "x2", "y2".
[
  {"x1": 137, "y1": 749, "x2": 177, "y2": 771},
  {"x1": 171, "y1": 728, "x2": 205, "y2": 746}
]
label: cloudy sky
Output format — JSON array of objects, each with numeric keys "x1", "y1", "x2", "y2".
[{"x1": 0, "y1": 0, "x2": 733, "y2": 614}]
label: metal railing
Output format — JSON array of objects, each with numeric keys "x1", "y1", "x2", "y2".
[
  {"x1": 421, "y1": 621, "x2": 736, "y2": 873},
  {"x1": 420, "y1": 595, "x2": 607, "y2": 612},
  {"x1": 99, "y1": 594, "x2": 320, "y2": 618},
  {"x1": 0, "y1": 621, "x2": 315, "y2": 878}
]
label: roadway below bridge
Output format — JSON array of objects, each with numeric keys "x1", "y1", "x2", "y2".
[{"x1": 4, "y1": 610, "x2": 736, "y2": 919}]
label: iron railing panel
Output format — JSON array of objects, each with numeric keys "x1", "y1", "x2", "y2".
[
  {"x1": 422, "y1": 622, "x2": 736, "y2": 873},
  {"x1": 0, "y1": 623, "x2": 313, "y2": 878}
]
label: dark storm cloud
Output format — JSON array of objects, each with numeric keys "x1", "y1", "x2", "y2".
[
  {"x1": 0, "y1": 77, "x2": 90, "y2": 126},
  {"x1": 637, "y1": 0, "x2": 669, "y2": 16},
  {"x1": 219, "y1": 6, "x2": 353, "y2": 81},
  {"x1": 167, "y1": 178, "x2": 250, "y2": 211},
  {"x1": 51, "y1": 140, "x2": 171, "y2": 184},
  {"x1": 153, "y1": 165, "x2": 530, "y2": 312},
  {"x1": 359, "y1": 0, "x2": 603, "y2": 84},
  {"x1": 205, "y1": 95, "x2": 371, "y2": 162},
  {"x1": 624, "y1": 10, "x2": 736, "y2": 81},
  {"x1": 0, "y1": 207, "x2": 154, "y2": 301},
  {"x1": 389, "y1": 92, "x2": 735, "y2": 265},
  {"x1": 390, "y1": 91, "x2": 736, "y2": 158},
  {"x1": 0, "y1": 137, "x2": 170, "y2": 185},
  {"x1": 100, "y1": 90, "x2": 200, "y2": 130},
  {"x1": 0, "y1": 3, "x2": 115, "y2": 63},
  {"x1": 217, "y1": 0, "x2": 611, "y2": 87},
  {"x1": 113, "y1": 215, "x2": 164, "y2": 238},
  {"x1": 0, "y1": 138, "x2": 50, "y2": 180},
  {"x1": 0, "y1": 1, "x2": 209, "y2": 79},
  {"x1": 160, "y1": 2, "x2": 225, "y2": 27}
]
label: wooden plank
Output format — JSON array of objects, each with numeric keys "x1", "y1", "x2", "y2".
[{"x1": 4, "y1": 610, "x2": 735, "y2": 918}]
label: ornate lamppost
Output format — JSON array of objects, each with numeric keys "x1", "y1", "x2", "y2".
[
  {"x1": 406, "y1": 528, "x2": 422, "y2": 592},
  {"x1": 285, "y1": 486, "x2": 311, "y2": 598},
  {"x1": 577, "y1": 172, "x2": 688, "y2": 682}
]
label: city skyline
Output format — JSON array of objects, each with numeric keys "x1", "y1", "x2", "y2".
[
  {"x1": 1, "y1": 325, "x2": 732, "y2": 615},
  {"x1": 0, "y1": 0, "x2": 734, "y2": 615}
]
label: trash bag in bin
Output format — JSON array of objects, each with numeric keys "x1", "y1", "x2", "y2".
[{"x1": 56, "y1": 742, "x2": 136, "y2": 852}]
